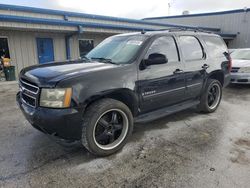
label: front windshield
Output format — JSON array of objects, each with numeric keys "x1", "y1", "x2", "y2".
[
  {"x1": 86, "y1": 35, "x2": 147, "y2": 64},
  {"x1": 231, "y1": 49, "x2": 250, "y2": 60}
]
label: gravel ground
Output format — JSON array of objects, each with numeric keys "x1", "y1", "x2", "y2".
[{"x1": 0, "y1": 83, "x2": 249, "y2": 188}]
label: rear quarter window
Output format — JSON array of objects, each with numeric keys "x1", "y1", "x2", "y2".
[{"x1": 202, "y1": 36, "x2": 227, "y2": 58}]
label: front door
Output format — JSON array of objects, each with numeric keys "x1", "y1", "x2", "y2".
[
  {"x1": 138, "y1": 36, "x2": 186, "y2": 113},
  {"x1": 37, "y1": 38, "x2": 54, "y2": 64}
]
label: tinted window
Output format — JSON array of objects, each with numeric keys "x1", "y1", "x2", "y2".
[
  {"x1": 146, "y1": 36, "x2": 179, "y2": 62},
  {"x1": 203, "y1": 36, "x2": 227, "y2": 57},
  {"x1": 179, "y1": 36, "x2": 203, "y2": 61}
]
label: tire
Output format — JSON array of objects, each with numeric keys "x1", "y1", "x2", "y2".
[
  {"x1": 197, "y1": 79, "x2": 222, "y2": 113},
  {"x1": 81, "y1": 98, "x2": 134, "y2": 156}
]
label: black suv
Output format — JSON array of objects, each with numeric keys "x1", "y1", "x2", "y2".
[{"x1": 17, "y1": 30, "x2": 231, "y2": 156}]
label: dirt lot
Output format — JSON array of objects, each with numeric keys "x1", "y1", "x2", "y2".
[{"x1": 0, "y1": 83, "x2": 250, "y2": 188}]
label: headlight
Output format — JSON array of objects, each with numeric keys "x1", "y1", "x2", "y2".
[
  {"x1": 40, "y1": 88, "x2": 72, "y2": 108},
  {"x1": 238, "y1": 67, "x2": 250, "y2": 73}
]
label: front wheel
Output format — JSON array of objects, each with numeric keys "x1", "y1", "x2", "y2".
[
  {"x1": 81, "y1": 98, "x2": 134, "y2": 156},
  {"x1": 198, "y1": 79, "x2": 222, "y2": 113}
]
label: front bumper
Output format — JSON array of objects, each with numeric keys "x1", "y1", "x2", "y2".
[
  {"x1": 17, "y1": 92, "x2": 83, "y2": 141},
  {"x1": 230, "y1": 73, "x2": 250, "y2": 84}
]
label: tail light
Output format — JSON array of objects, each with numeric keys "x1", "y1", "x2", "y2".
[
  {"x1": 223, "y1": 51, "x2": 232, "y2": 72},
  {"x1": 228, "y1": 54, "x2": 232, "y2": 72}
]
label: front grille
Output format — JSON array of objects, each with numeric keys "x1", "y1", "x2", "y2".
[
  {"x1": 19, "y1": 79, "x2": 39, "y2": 108},
  {"x1": 231, "y1": 67, "x2": 240, "y2": 73}
]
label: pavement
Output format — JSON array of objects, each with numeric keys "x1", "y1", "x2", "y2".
[{"x1": 0, "y1": 83, "x2": 249, "y2": 188}]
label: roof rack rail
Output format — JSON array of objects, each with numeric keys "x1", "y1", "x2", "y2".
[{"x1": 154, "y1": 27, "x2": 214, "y2": 33}]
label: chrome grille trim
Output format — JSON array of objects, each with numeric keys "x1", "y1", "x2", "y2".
[
  {"x1": 21, "y1": 97, "x2": 36, "y2": 108},
  {"x1": 19, "y1": 79, "x2": 39, "y2": 108},
  {"x1": 22, "y1": 92, "x2": 36, "y2": 100},
  {"x1": 19, "y1": 79, "x2": 39, "y2": 94}
]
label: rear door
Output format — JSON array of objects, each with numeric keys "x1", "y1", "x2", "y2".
[
  {"x1": 178, "y1": 35, "x2": 207, "y2": 99},
  {"x1": 37, "y1": 38, "x2": 54, "y2": 64},
  {"x1": 202, "y1": 35, "x2": 230, "y2": 77},
  {"x1": 138, "y1": 35, "x2": 186, "y2": 113}
]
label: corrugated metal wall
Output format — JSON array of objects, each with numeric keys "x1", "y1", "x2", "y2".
[
  {"x1": 146, "y1": 11, "x2": 250, "y2": 48},
  {"x1": 0, "y1": 30, "x2": 66, "y2": 74}
]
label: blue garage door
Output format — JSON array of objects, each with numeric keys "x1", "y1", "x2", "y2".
[{"x1": 36, "y1": 38, "x2": 54, "y2": 64}]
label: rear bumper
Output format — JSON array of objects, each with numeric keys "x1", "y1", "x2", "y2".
[
  {"x1": 17, "y1": 92, "x2": 83, "y2": 141},
  {"x1": 230, "y1": 73, "x2": 250, "y2": 84}
]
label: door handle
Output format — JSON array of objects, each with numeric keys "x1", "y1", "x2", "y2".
[
  {"x1": 202, "y1": 64, "x2": 209, "y2": 69},
  {"x1": 173, "y1": 69, "x2": 184, "y2": 74}
]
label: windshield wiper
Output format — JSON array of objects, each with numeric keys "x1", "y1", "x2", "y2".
[
  {"x1": 81, "y1": 56, "x2": 91, "y2": 61},
  {"x1": 91, "y1": 57, "x2": 117, "y2": 64}
]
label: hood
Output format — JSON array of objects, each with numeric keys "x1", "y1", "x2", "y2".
[
  {"x1": 232, "y1": 59, "x2": 250, "y2": 68},
  {"x1": 20, "y1": 60, "x2": 117, "y2": 87}
]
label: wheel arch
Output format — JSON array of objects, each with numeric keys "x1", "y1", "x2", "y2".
[
  {"x1": 83, "y1": 88, "x2": 139, "y2": 117},
  {"x1": 207, "y1": 70, "x2": 225, "y2": 86}
]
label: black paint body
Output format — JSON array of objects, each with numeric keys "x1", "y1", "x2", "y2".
[{"x1": 17, "y1": 31, "x2": 231, "y2": 141}]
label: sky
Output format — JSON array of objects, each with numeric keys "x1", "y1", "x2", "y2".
[{"x1": 1, "y1": 0, "x2": 250, "y2": 19}]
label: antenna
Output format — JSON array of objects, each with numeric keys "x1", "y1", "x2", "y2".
[
  {"x1": 168, "y1": 0, "x2": 174, "y2": 16},
  {"x1": 168, "y1": 2, "x2": 171, "y2": 16}
]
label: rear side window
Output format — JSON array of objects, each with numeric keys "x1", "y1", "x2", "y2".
[
  {"x1": 146, "y1": 36, "x2": 179, "y2": 62},
  {"x1": 203, "y1": 36, "x2": 227, "y2": 57},
  {"x1": 179, "y1": 36, "x2": 204, "y2": 61}
]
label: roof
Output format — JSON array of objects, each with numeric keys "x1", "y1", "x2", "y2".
[
  {"x1": 0, "y1": 4, "x2": 220, "y2": 32},
  {"x1": 143, "y1": 8, "x2": 250, "y2": 20}
]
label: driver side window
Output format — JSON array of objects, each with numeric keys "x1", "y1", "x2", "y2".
[{"x1": 146, "y1": 36, "x2": 179, "y2": 62}]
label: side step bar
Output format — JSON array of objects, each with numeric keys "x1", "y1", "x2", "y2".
[{"x1": 134, "y1": 100, "x2": 200, "y2": 123}]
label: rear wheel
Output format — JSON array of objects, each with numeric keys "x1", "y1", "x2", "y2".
[
  {"x1": 198, "y1": 79, "x2": 222, "y2": 113},
  {"x1": 81, "y1": 98, "x2": 133, "y2": 156}
]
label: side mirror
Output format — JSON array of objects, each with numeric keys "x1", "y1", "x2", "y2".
[{"x1": 145, "y1": 53, "x2": 168, "y2": 66}]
